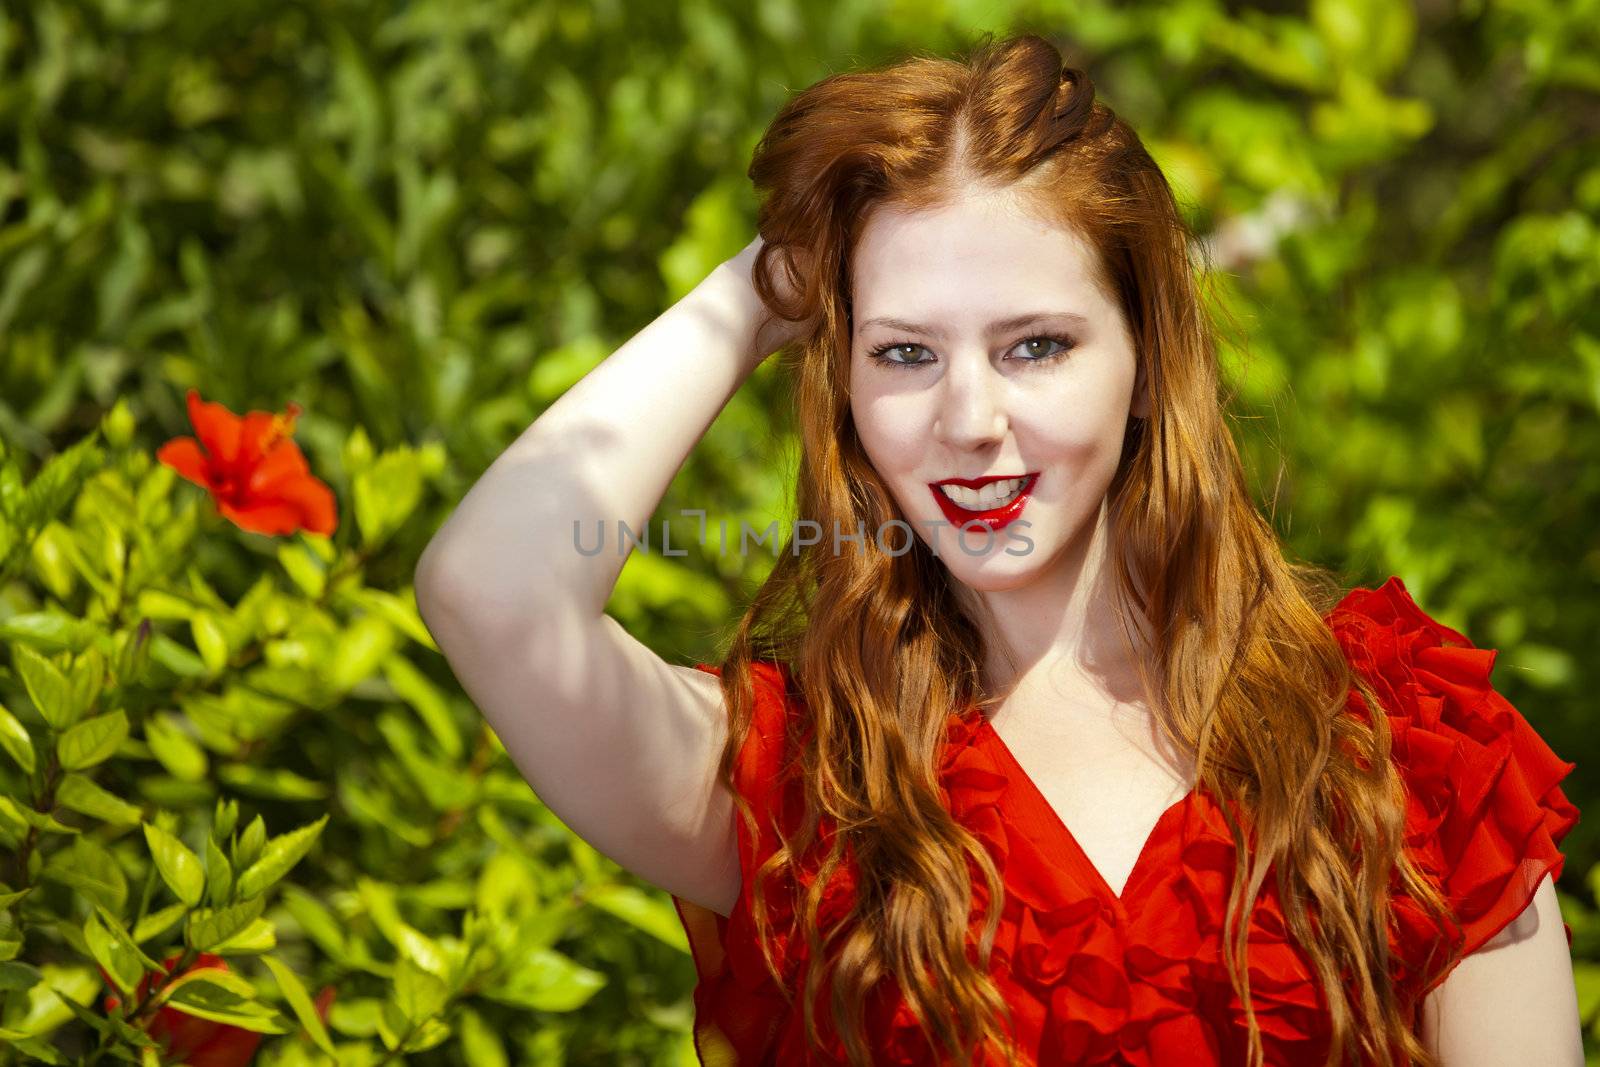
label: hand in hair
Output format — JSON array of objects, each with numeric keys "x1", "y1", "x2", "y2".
[{"x1": 719, "y1": 234, "x2": 823, "y2": 361}]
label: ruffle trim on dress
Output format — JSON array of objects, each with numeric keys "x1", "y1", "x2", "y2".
[
  {"x1": 1326, "y1": 576, "x2": 1580, "y2": 997},
  {"x1": 923, "y1": 709, "x2": 1325, "y2": 1066}
]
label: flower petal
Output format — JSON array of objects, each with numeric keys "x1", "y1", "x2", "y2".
[
  {"x1": 185, "y1": 389, "x2": 244, "y2": 465},
  {"x1": 157, "y1": 437, "x2": 213, "y2": 488}
]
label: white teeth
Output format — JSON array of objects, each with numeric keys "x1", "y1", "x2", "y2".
[{"x1": 939, "y1": 477, "x2": 1026, "y2": 510}]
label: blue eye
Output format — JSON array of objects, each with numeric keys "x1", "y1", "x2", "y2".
[{"x1": 865, "y1": 334, "x2": 1076, "y2": 370}]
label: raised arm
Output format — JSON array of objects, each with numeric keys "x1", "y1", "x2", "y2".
[{"x1": 414, "y1": 238, "x2": 811, "y2": 915}]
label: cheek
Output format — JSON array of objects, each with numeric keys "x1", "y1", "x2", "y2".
[
  {"x1": 1011, "y1": 386, "x2": 1125, "y2": 456},
  {"x1": 851, "y1": 393, "x2": 926, "y2": 472},
  {"x1": 1017, "y1": 418, "x2": 1099, "y2": 460}
]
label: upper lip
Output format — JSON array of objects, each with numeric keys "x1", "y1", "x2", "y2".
[{"x1": 930, "y1": 472, "x2": 1037, "y2": 490}]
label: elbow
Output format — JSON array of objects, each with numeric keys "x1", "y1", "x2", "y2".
[
  {"x1": 413, "y1": 538, "x2": 456, "y2": 614},
  {"x1": 413, "y1": 553, "x2": 453, "y2": 644},
  {"x1": 413, "y1": 541, "x2": 545, "y2": 645},
  {"x1": 414, "y1": 541, "x2": 484, "y2": 637}
]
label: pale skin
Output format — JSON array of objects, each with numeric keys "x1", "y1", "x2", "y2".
[{"x1": 414, "y1": 186, "x2": 1582, "y2": 1062}]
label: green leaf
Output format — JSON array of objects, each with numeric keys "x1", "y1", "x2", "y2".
[
  {"x1": 280, "y1": 885, "x2": 348, "y2": 959},
  {"x1": 65, "y1": 647, "x2": 107, "y2": 727},
  {"x1": 0, "y1": 961, "x2": 43, "y2": 994},
  {"x1": 102, "y1": 397, "x2": 135, "y2": 446},
  {"x1": 185, "y1": 897, "x2": 265, "y2": 952},
  {"x1": 132, "y1": 902, "x2": 187, "y2": 944},
  {"x1": 63, "y1": 981, "x2": 159, "y2": 1049},
  {"x1": 328, "y1": 614, "x2": 396, "y2": 692},
  {"x1": 374, "y1": 710, "x2": 472, "y2": 813},
  {"x1": 301, "y1": 531, "x2": 336, "y2": 563},
  {"x1": 148, "y1": 633, "x2": 208, "y2": 679},
  {"x1": 327, "y1": 996, "x2": 384, "y2": 1038},
  {"x1": 456, "y1": 1005, "x2": 508, "y2": 1067},
  {"x1": 190, "y1": 611, "x2": 230, "y2": 676},
  {"x1": 10, "y1": 962, "x2": 100, "y2": 1038},
  {"x1": 586, "y1": 884, "x2": 690, "y2": 951},
  {"x1": 479, "y1": 947, "x2": 605, "y2": 1012},
  {"x1": 236, "y1": 814, "x2": 328, "y2": 899},
  {"x1": 277, "y1": 542, "x2": 326, "y2": 598},
  {"x1": 136, "y1": 589, "x2": 201, "y2": 621},
  {"x1": 215, "y1": 762, "x2": 327, "y2": 801},
  {"x1": 145, "y1": 713, "x2": 208, "y2": 782},
  {"x1": 260, "y1": 955, "x2": 337, "y2": 1056},
  {"x1": 400, "y1": 1015, "x2": 452, "y2": 1053},
  {"x1": 2, "y1": 795, "x2": 77, "y2": 837},
  {"x1": 234, "y1": 814, "x2": 266, "y2": 869},
  {"x1": 13, "y1": 644, "x2": 76, "y2": 729},
  {"x1": 28, "y1": 524, "x2": 77, "y2": 602},
  {"x1": 0, "y1": 700, "x2": 36, "y2": 774},
  {"x1": 56, "y1": 709, "x2": 128, "y2": 770},
  {"x1": 392, "y1": 956, "x2": 449, "y2": 1023},
  {"x1": 17, "y1": 434, "x2": 104, "y2": 530},
  {"x1": 377, "y1": 998, "x2": 406, "y2": 1050},
  {"x1": 55, "y1": 991, "x2": 112, "y2": 1038},
  {"x1": 205, "y1": 836, "x2": 233, "y2": 905},
  {"x1": 143, "y1": 822, "x2": 204, "y2": 906},
  {"x1": 0, "y1": 886, "x2": 34, "y2": 909},
  {"x1": 340, "y1": 587, "x2": 438, "y2": 651},
  {"x1": 381, "y1": 653, "x2": 462, "y2": 759},
  {"x1": 56, "y1": 773, "x2": 143, "y2": 825},
  {"x1": 155, "y1": 965, "x2": 258, "y2": 1005},
  {"x1": 159, "y1": 972, "x2": 289, "y2": 1034},
  {"x1": 2, "y1": 1035, "x2": 66, "y2": 1063},
  {"x1": 82, "y1": 911, "x2": 142, "y2": 997},
  {"x1": 353, "y1": 449, "x2": 423, "y2": 550},
  {"x1": 0, "y1": 611, "x2": 93, "y2": 651},
  {"x1": 212, "y1": 797, "x2": 239, "y2": 842},
  {"x1": 342, "y1": 425, "x2": 375, "y2": 477},
  {"x1": 113, "y1": 619, "x2": 155, "y2": 688},
  {"x1": 91, "y1": 905, "x2": 162, "y2": 971},
  {"x1": 41, "y1": 837, "x2": 128, "y2": 913},
  {"x1": 358, "y1": 878, "x2": 449, "y2": 977},
  {"x1": 1573, "y1": 961, "x2": 1600, "y2": 1021},
  {"x1": 211, "y1": 916, "x2": 276, "y2": 955}
]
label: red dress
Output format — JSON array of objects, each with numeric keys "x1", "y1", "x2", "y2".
[{"x1": 670, "y1": 577, "x2": 1580, "y2": 1065}]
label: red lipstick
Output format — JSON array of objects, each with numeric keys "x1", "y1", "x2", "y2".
[{"x1": 927, "y1": 473, "x2": 1038, "y2": 532}]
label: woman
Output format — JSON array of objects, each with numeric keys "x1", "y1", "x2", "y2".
[{"x1": 414, "y1": 32, "x2": 1582, "y2": 1067}]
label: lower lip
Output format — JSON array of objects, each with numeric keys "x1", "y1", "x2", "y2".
[{"x1": 928, "y1": 475, "x2": 1037, "y2": 532}]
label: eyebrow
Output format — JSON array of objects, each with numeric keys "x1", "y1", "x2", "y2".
[{"x1": 855, "y1": 311, "x2": 1090, "y2": 337}]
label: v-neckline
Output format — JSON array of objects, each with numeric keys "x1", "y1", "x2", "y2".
[{"x1": 972, "y1": 711, "x2": 1195, "y2": 907}]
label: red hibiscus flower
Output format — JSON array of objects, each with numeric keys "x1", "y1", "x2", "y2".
[
  {"x1": 157, "y1": 388, "x2": 338, "y2": 537},
  {"x1": 101, "y1": 952, "x2": 264, "y2": 1067}
]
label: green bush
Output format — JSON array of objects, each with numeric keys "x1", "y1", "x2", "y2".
[{"x1": 0, "y1": 398, "x2": 701, "y2": 1064}]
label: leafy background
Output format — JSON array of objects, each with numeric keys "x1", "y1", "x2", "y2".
[{"x1": 1, "y1": 0, "x2": 1597, "y2": 1063}]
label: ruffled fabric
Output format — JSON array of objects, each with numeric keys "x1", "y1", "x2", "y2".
[
  {"x1": 674, "y1": 577, "x2": 1580, "y2": 1065},
  {"x1": 673, "y1": 661, "x2": 808, "y2": 1065},
  {"x1": 1326, "y1": 576, "x2": 1580, "y2": 999},
  {"x1": 934, "y1": 709, "x2": 1328, "y2": 1066}
]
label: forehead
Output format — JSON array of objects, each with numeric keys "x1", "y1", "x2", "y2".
[{"x1": 849, "y1": 192, "x2": 1107, "y2": 322}]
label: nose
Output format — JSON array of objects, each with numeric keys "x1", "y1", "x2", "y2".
[{"x1": 933, "y1": 354, "x2": 1008, "y2": 452}]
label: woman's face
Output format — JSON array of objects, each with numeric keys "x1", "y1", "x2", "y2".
[{"x1": 847, "y1": 189, "x2": 1146, "y2": 596}]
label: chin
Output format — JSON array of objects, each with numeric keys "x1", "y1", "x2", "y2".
[
  {"x1": 947, "y1": 560, "x2": 1047, "y2": 594},
  {"x1": 917, "y1": 523, "x2": 1053, "y2": 584}
]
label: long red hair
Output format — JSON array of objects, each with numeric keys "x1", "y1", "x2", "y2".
[{"x1": 707, "y1": 31, "x2": 1456, "y2": 1067}]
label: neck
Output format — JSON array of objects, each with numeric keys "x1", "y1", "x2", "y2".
[{"x1": 958, "y1": 498, "x2": 1156, "y2": 707}]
